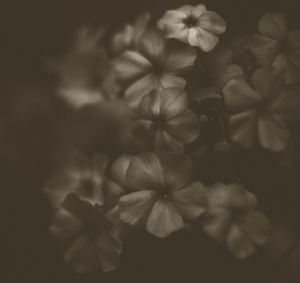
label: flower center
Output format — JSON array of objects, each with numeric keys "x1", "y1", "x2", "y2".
[{"x1": 184, "y1": 15, "x2": 198, "y2": 28}]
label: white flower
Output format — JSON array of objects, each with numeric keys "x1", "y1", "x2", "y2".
[{"x1": 158, "y1": 4, "x2": 226, "y2": 52}]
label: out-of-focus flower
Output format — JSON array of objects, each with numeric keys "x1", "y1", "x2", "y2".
[
  {"x1": 114, "y1": 28, "x2": 197, "y2": 108},
  {"x1": 44, "y1": 152, "x2": 109, "y2": 208},
  {"x1": 202, "y1": 183, "x2": 272, "y2": 259},
  {"x1": 157, "y1": 4, "x2": 226, "y2": 52},
  {"x1": 50, "y1": 193, "x2": 122, "y2": 273},
  {"x1": 187, "y1": 44, "x2": 243, "y2": 101},
  {"x1": 58, "y1": 28, "x2": 120, "y2": 109},
  {"x1": 102, "y1": 155, "x2": 132, "y2": 237},
  {"x1": 119, "y1": 152, "x2": 207, "y2": 238},
  {"x1": 249, "y1": 12, "x2": 300, "y2": 85},
  {"x1": 111, "y1": 13, "x2": 151, "y2": 54},
  {"x1": 133, "y1": 88, "x2": 200, "y2": 153},
  {"x1": 224, "y1": 68, "x2": 300, "y2": 151}
]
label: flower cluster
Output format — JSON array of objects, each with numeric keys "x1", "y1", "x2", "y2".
[{"x1": 45, "y1": 4, "x2": 300, "y2": 274}]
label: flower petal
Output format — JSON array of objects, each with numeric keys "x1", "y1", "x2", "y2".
[
  {"x1": 126, "y1": 152, "x2": 164, "y2": 191},
  {"x1": 229, "y1": 110, "x2": 257, "y2": 148},
  {"x1": 202, "y1": 208, "x2": 232, "y2": 242},
  {"x1": 50, "y1": 208, "x2": 83, "y2": 240},
  {"x1": 95, "y1": 233, "x2": 122, "y2": 272},
  {"x1": 64, "y1": 235, "x2": 100, "y2": 274},
  {"x1": 166, "y1": 109, "x2": 200, "y2": 144},
  {"x1": 119, "y1": 190, "x2": 158, "y2": 226},
  {"x1": 226, "y1": 223, "x2": 256, "y2": 259},
  {"x1": 138, "y1": 29, "x2": 166, "y2": 61},
  {"x1": 227, "y1": 183, "x2": 258, "y2": 210},
  {"x1": 237, "y1": 210, "x2": 272, "y2": 245},
  {"x1": 124, "y1": 73, "x2": 156, "y2": 108},
  {"x1": 170, "y1": 182, "x2": 207, "y2": 220},
  {"x1": 133, "y1": 13, "x2": 151, "y2": 45},
  {"x1": 110, "y1": 154, "x2": 131, "y2": 188},
  {"x1": 161, "y1": 153, "x2": 193, "y2": 191},
  {"x1": 158, "y1": 73, "x2": 186, "y2": 90},
  {"x1": 199, "y1": 11, "x2": 227, "y2": 35},
  {"x1": 249, "y1": 35, "x2": 280, "y2": 67},
  {"x1": 289, "y1": 48, "x2": 300, "y2": 70},
  {"x1": 159, "y1": 88, "x2": 189, "y2": 119},
  {"x1": 258, "y1": 12, "x2": 288, "y2": 40},
  {"x1": 191, "y1": 4, "x2": 207, "y2": 18},
  {"x1": 164, "y1": 45, "x2": 197, "y2": 73},
  {"x1": 188, "y1": 27, "x2": 219, "y2": 52},
  {"x1": 223, "y1": 78, "x2": 260, "y2": 114},
  {"x1": 114, "y1": 51, "x2": 151, "y2": 81},
  {"x1": 257, "y1": 114, "x2": 290, "y2": 151},
  {"x1": 154, "y1": 129, "x2": 184, "y2": 153},
  {"x1": 217, "y1": 64, "x2": 244, "y2": 88},
  {"x1": 146, "y1": 199, "x2": 184, "y2": 237},
  {"x1": 138, "y1": 91, "x2": 161, "y2": 118}
]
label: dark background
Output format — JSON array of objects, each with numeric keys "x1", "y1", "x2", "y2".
[{"x1": 2, "y1": 0, "x2": 300, "y2": 282}]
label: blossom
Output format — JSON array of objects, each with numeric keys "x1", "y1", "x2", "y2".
[
  {"x1": 249, "y1": 12, "x2": 300, "y2": 85},
  {"x1": 157, "y1": 4, "x2": 226, "y2": 52},
  {"x1": 223, "y1": 68, "x2": 300, "y2": 151},
  {"x1": 202, "y1": 183, "x2": 272, "y2": 259},
  {"x1": 186, "y1": 44, "x2": 243, "y2": 101},
  {"x1": 114, "y1": 28, "x2": 197, "y2": 108},
  {"x1": 111, "y1": 13, "x2": 151, "y2": 54},
  {"x1": 59, "y1": 28, "x2": 120, "y2": 109},
  {"x1": 44, "y1": 152, "x2": 109, "y2": 208},
  {"x1": 133, "y1": 88, "x2": 200, "y2": 153},
  {"x1": 50, "y1": 193, "x2": 122, "y2": 273},
  {"x1": 119, "y1": 152, "x2": 207, "y2": 238}
]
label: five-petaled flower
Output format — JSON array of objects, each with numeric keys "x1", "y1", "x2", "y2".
[
  {"x1": 202, "y1": 183, "x2": 272, "y2": 259},
  {"x1": 223, "y1": 68, "x2": 300, "y2": 151},
  {"x1": 158, "y1": 4, "x2": 226, "y2": 52},
  {"x1": 114, "y1": 28, "x2": 197, "y2": 108},
  {"x1": 249, "y1": 12, "x2": 300, "y2": 85},
  {"x1": 133, "y1": 87, "x2": 200, "y2": 153},
  {"x1": 119, "y1": 152, "x2": 207, "y2": 238},
  {"x1": 50, "y1": 193, "x2": 122, "y2": 273},
  {"x1": 44, "y1": 152, "x2": 109, "y2": 208}
]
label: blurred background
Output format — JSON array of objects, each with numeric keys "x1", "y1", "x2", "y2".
[{"x1": 2, "y1": 0, "x2": 300, "y2": 282}]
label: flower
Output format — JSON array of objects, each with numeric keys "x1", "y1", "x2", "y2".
[
  {"x1": 202, "y1": 183, "x2": 272, "y2": 259},
  {"x1": 59, "y1": 28, "x2": 120, "y2": 109},
  {"x1": 133, "y1": 88, "x2": 200, "y2": 153},
  {"x1": 157, "y1": 4, "x2": 226, "y2": 52},
  {"x1": 44, "y1": 152, "x2": 109, "y2": 208},
  {"x1": 50, "y1": 193, "x2": 122, "y2": 273},
  {"x1": 119, "y1": 152, "x2": 207, "y2": 238},
  {"x1": 249, "y1": 12, "x2": 300, "y2": 85},
  {"x1": 186, "y1": 44, "x2": 244, "y2": 101},
  {"x1": 111, "y1": 13, "x2": 151, "y2": 54},
  {"x1": 114, "y1": 28, "x2": 197, "y2": 108},
  {"x1": 223, "y1": 68, "x2": 300, "y2": 151}
]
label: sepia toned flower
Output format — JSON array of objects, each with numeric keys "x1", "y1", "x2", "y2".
[
  {"x1": 187, "y1": 44, "x2": 244, "y2": 101},
  {"x1": 58, "y1": 28, "x2": 120, "y2": 109},
  {"x1": 44, "y1": 152, "x2": 109, "y2": 208},
  {"x1": 111, "y1": 13, "x2": 151, "y2": 54},
  {"x1": 202, "y1": 183, "x2": 272, "y2": 259},
  {"x1": 157, "y1": 4, "x2": 226, "y2": 52},
  {"x1": 114, "y1": 28, "x2": 197, "y2": 108},
  {"x1": 224, "y1": 68, "x2": 300, "y2": 151},
  {"x1": 133, "y1": 88, "x2": 200, "y2": 153},
  {"x1": 119, "y1": 152, "x2": 207, "y2": 238},
  {"x1": 249, "y1": 12, "x2": 300, "y2": 85},
  {"x1": 50, "y1": 193, "x2": 122, "y2": 273}
]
